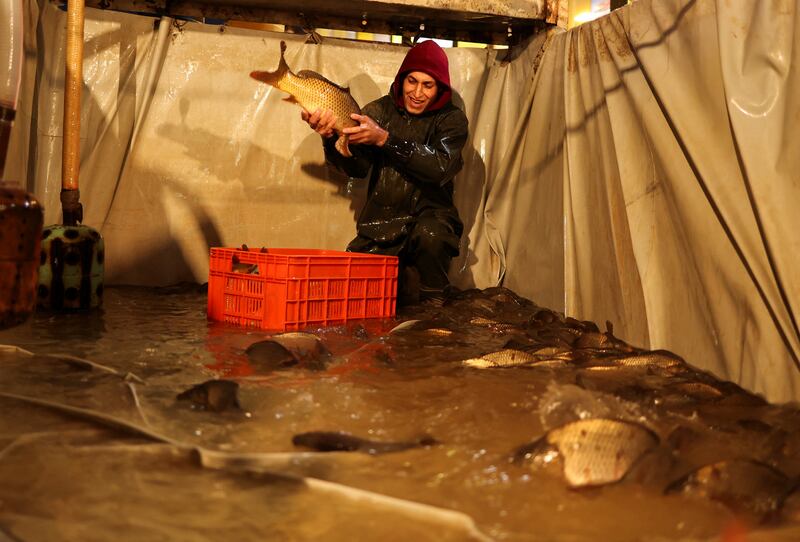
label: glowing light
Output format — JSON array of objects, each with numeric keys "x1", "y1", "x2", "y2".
[{"x1": 573, "y1": 10, "x2": 608, "y2": 24}]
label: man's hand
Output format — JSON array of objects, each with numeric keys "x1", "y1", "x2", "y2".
[
  {"x1": 301, "y1": 108, "x2": 337, "y2": 138},
  {"x1": 343, "y1": 114, "x2": 389, "y2": 147}
]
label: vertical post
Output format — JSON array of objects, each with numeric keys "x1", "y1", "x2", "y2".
[
  {"x1": 37, "y1": 0, "x2": 104, "y2": 312},
  {"x1": 0, "y1": 0, "x2": 24, "y2": 178},
  {"x1": 62, "y1": 0, "x2": 85, "y2": 226}
]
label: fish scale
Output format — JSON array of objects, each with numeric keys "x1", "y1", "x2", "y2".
[
  {"x1": 537, "y1": 418, "x2": 659, "y2": 488},
  {"x1": 250, "y1": 41, "x2": 361, "y2": 156}
]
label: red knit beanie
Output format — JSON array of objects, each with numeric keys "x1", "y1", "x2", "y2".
[{"x1": 391, "y1": 40, "x2": 452, "y2": 113}]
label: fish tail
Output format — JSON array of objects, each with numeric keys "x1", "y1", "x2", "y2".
[
  {"x1": 249, "y1": 40, "x2": 290, "y2": 86},
  {"x1": 335, "y1": 134, "x2": 352, "y2": 157}
]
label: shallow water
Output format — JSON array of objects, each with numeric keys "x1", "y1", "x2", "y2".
[{"x1": 1, "y1": 286, "x2": 799, "y2": 541}]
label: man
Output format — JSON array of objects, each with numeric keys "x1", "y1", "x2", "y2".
[{"x1": 302, "y1": 40, "x2": 469, "y2": 305}]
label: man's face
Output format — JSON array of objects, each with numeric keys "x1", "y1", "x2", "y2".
[{"x1": 402, "y1": 71, "x2": 439, "y2": 115}]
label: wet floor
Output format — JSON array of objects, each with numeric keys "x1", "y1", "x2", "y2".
[{"x1": 1, "y1": 285, "x2": 799, "y2": 541}]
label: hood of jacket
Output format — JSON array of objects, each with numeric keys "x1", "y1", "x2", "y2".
[{"x1": 391, "y1": 40, "x2": 452, "y2": 113}]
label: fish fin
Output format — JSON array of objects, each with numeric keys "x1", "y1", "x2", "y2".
[
  {"x1": 297, "y1": 69, "x2": 350, "y2": 92},
  {"x1": 282, "y1": 95, "x2": 298, "y2": 104},
  {"x1": 249, "y1": 40, "x2": 291, "y2": 86},
  {"x1": 511, "y1": 435, "x2": 549, "y2": 465},
  {"x1": 335, "y1": 135, "x2": 352, "y2": 157}
]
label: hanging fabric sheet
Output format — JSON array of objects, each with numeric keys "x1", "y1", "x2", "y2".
[{"x1": 7, "y1": 0, "x2": 800, "y2": 401}]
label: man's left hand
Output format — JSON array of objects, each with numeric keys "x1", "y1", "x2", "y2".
[{"x1": 343, "y1": 114, "x2": 389, "y2": 147}]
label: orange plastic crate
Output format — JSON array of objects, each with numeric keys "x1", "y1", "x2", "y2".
[{"x1": 207, "y1": 247, "x2": 398, "y2": 331}]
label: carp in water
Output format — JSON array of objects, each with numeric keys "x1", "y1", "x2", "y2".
[
  {"x1": 514, "y1": 418, "x2": 659, "y2": 488},
  {"x1": 293, "y1": 431, "x2": 437, "y2": 455}
]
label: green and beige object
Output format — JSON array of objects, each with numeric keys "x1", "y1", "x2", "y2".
[
  {"x1": 37, "y1": 225, "x2": 104, "y2": 310},
  {"x1": 35, "y1": 0, "x2": 105, "y2": 311}
]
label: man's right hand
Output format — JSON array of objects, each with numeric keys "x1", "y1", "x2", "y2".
[{"x1": 302, "y1": 108, "x2": 336, "y2": 138}]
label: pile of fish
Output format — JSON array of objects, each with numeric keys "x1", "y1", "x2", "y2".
[{"x1": 182, "y1": 286, "x2": 800, "y2": 527}]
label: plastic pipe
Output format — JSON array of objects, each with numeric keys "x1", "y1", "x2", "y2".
[
  {"x1": 61, "y1": 0, "x2": 85, "y2": 224},
  {"x1": 0, "y1": 0, "x2": 24, "y2": 177}
]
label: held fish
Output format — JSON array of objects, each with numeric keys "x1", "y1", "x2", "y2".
[{"x1": 250, "y1": 41, "x2": 361, "y2": 157}]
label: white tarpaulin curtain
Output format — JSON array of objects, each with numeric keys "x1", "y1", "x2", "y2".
[
  {"x1": 7, "y1": 0, "x2": 800, "y2": 402},
  {"x1": 554, "y1": 0, "x2": 800, "y2": 403}
]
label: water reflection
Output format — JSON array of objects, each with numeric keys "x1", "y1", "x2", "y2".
[{"x1": 1, "y1": 286, "x2": 800, "y2": 541}]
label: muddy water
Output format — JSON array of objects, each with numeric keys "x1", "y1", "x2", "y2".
[{"x1": 1, "y1": 285, "x2": 799, "y2": 541}]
